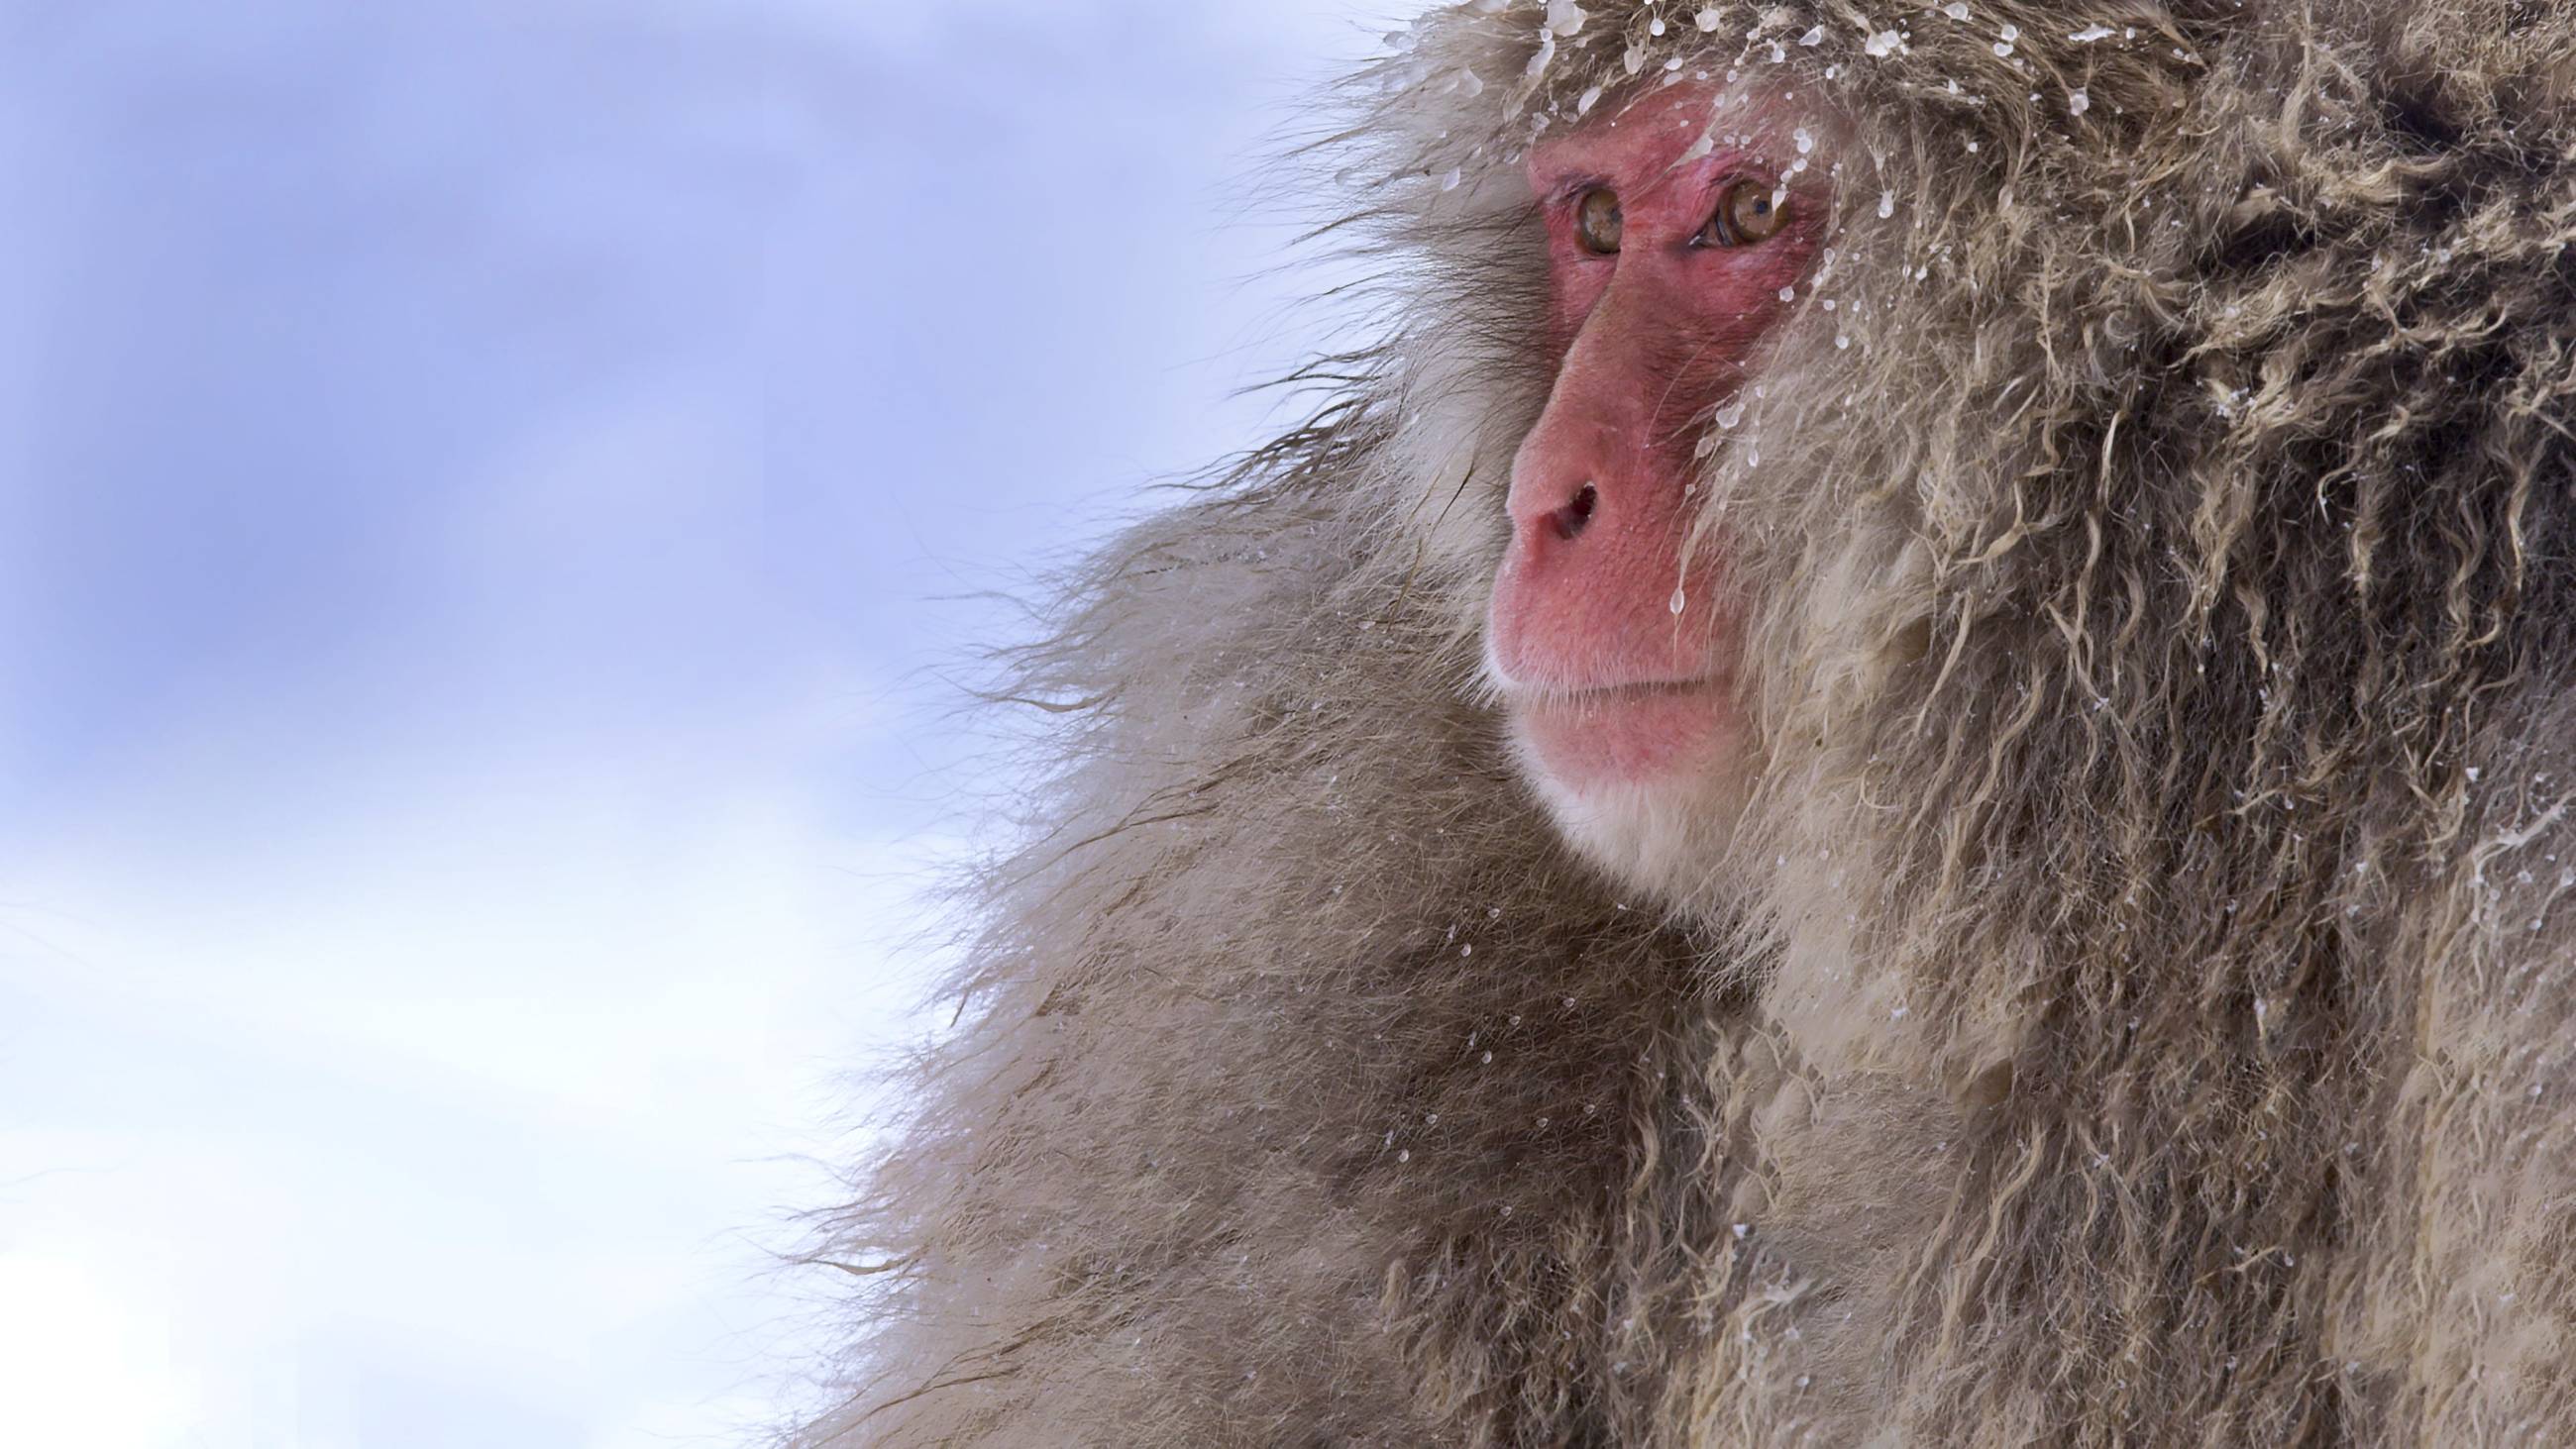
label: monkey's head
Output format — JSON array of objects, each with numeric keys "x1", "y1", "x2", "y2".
[
  {"x1": 1353, "y1": 2, "x2": 2287, "y2": 937},
  {"x1": 1480, "y1": 81, "x2": 1827, "y2": 909}
]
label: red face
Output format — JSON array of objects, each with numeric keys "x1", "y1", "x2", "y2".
[{"x1": 1486, "y1": 83, "x2": 1823, "y2": 817}]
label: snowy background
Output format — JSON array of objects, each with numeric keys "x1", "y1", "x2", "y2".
[{"x1": 0, "y1": 1, "x2": 1388, "y2": 1443}]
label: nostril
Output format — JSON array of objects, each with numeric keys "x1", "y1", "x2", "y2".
[{"x1": 1551, "y1": 482, "x2": 1598, "y2": 542}]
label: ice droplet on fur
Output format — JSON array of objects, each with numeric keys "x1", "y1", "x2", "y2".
[
  {"x1": 2069, "y1": 88, "x2": 2091, "y2": 116},
  {"x1": 1942, "y1": 1, "x2": 1970, "y2": 18},
  {"x1": 1546, "y1": 0, "x2": 1587, "y2": 36},
  {"x1": 1878, "y1": 189, "x2": 1896, "y2": 217},
  {"x1": 1716, "y1": 401, "x2": 1745, "y2": 429},
  {"x1": 1798, "y1": 25, "x2": 1824, "y2": 46},
  {"x1": 1669, "y1": 586, "x2": 1687, "y2": 615},
  {"x1": 1865, "y1": 30, "x2": 1901, "y2": 57},
  {"x1": 1577, "y1": 84, "x2": 1603, "y2": 114},
  {"x1": 1793, "y1": 126, "x2": 1815, "y2": 154},
  {"x1": 2070, "y1": 23, "x2": 2117, "y2": 43},
  {"x1": 1696, "y1": 6, "x2": 1722, "y2": 32},
  {"x1": 1442, "y1": 167, "x2": 1462, "y2": 190}
]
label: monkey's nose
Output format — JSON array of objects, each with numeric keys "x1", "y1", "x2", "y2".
[{"x1": 1547, "y1": 481, "x2": 1598, "y2": 543}]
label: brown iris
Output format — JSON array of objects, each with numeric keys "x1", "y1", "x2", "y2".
[
  {"x1": 1574, "y1": 186, "x2": 1623, "y2": 255},
  {"x1": 1698, "y1": 179, "x2": 1786, "y2": 247}
]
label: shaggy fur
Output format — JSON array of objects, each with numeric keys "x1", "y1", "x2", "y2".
[{"x1": 805, "y1": 2, "x2": 2576, "y2": 1442}]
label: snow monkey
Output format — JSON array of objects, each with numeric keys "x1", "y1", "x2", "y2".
[{"x1": 805, "y1": 2, "x2": 2576, "y2": 1444}]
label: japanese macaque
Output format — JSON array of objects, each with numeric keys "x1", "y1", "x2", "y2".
[{"x1": 803, "y1": 2, "x2": 2576, "y2": 1445}]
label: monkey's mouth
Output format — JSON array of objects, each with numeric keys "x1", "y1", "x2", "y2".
[{"x1": 1503, "y1": 677, "x2": 1734, "y2": 791}]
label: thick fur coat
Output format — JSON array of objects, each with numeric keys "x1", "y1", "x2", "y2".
[{"x1": 807, "y1": 1, "x2": 2576, "y2": 1442}]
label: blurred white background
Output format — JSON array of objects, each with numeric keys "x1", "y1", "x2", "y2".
[{"x1": 0, "y1": 1, "x2": 1389, "y2": 1443}]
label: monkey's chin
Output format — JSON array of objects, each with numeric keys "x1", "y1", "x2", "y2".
[{"x1": 1504, "y1": 683, "x2": 1749, "y2": 914}]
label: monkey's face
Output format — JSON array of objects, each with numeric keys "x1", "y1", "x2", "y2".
[{"x1": 1483, "y1": 83, "x2": 1824, "y2": 906}]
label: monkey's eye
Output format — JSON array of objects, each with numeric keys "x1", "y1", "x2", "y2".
[
  {"x1": 1573, "y1": 186, "x2": 1623, "y2": 255},
  {"x1": 1696, "y1": 179, "x2": 1786, "y2": 248}
]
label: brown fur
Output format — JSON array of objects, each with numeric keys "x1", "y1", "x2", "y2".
[{"x1": 803, "y1": 2, "x2": 2576, "y2": 1442}]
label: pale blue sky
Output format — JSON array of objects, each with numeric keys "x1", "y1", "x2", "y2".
[{"x1": 0, "y1": 2, "x2": 1389, "y2": 1443}]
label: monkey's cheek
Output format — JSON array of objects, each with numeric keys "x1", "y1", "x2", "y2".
[{"x1": 1507, "y1": 683, "x2": 1737, "y2": 797}]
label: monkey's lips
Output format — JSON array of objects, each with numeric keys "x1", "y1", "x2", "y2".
[{"x1": 1504, "y1": 677, "x2": 1734, "y2": 791}]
